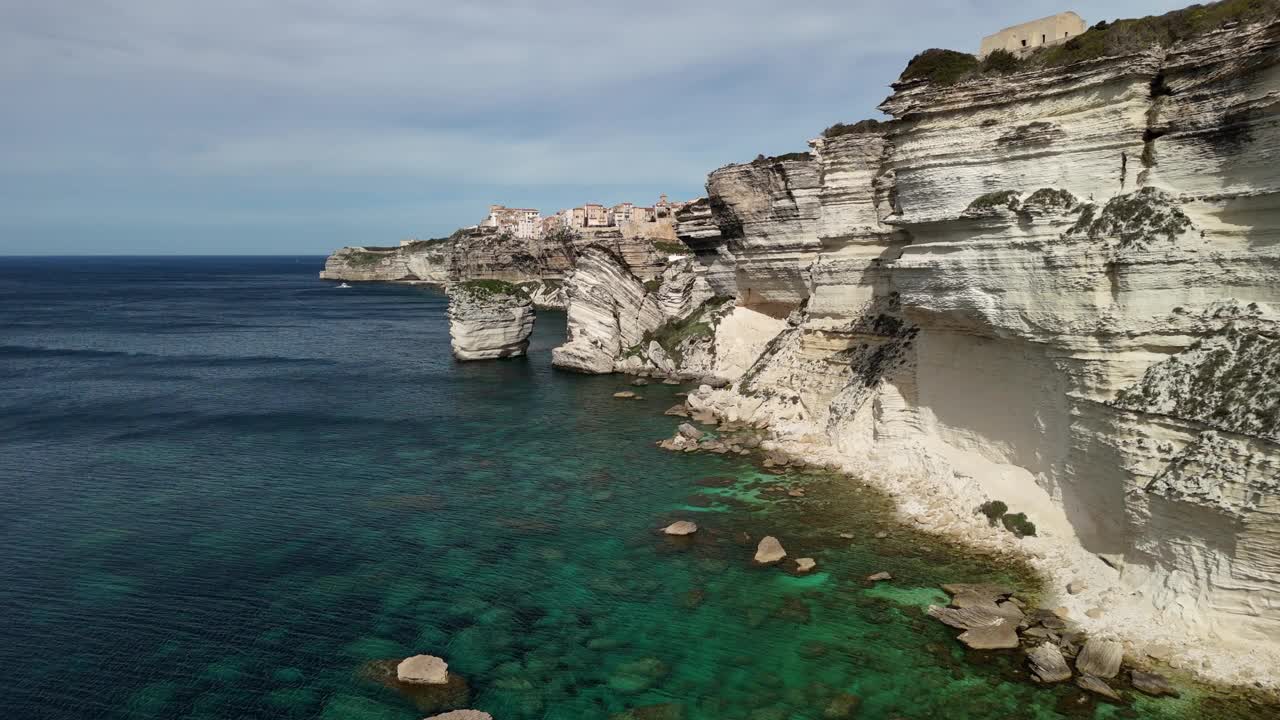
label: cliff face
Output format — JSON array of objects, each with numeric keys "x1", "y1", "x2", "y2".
[
  {"x1": 678, "y1": 18, "x2": 1280, "y2": 663},
  {"x1": 320, "y1": 220, "x2": 681, "y2": 308},
  {"x1": 446, "y1": 282, "x2": 536, "y2": 361}
]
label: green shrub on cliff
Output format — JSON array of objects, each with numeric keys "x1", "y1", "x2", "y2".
[
  {"x1": 978, "y1": 500, "x2": 1008, "y2": 526},
  {"x1": 822, "y1": 119, "x2": 887, "y2": 138},
  {"x1": 899, "y1": 49, "x2": 980, "y2": 86},
  {"x1": 966, "y1": 190, "x2": 1022, "y2": 213},
  {"x1": 1002, "y1": 513, "x2": 1037, "y2": 538},
  {"x1": 899, "y1": 48, "x2": 1025, "y2": 87}
]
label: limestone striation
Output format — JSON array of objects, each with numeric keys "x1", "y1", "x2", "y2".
[
  {"x1": 653, "y1": 10, "x2": 1280, "y2": 686},
  {"x1": 447, "y1": 281, "x2": 536, "y2": 361}
]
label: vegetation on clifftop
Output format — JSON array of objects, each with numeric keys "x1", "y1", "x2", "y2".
[
  {"x1": 898, "y1": 0, "x2": 1280, "y2": 86},
  {"x1": 1035, "y1": 0, "x2": 1280, "y2": 67},
  {"x1": 898, "y1": 49, "x2": 1025, "y2": 87},
  {"x1": 454, "y1": 279, "x2": 529, "y2": 300},
  {"x1": 344, "y1": 251, "x2": 389, "y2": 267},
  {"x1": 821, "y1": 119, "x2": 887, "y2": 139}
]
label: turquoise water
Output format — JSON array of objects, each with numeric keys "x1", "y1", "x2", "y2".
[{"x1": 0, "y1": 258, "x2": 1269, "y2": 719}]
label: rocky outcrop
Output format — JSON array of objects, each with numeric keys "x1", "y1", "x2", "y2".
[
  {"x1": 321, "y1": 220, "x2": 685, "y2": 308},
  {"x1": 667, "y1": 9, "x2": 1280, "y2": 685},
  {"x1": 447, "y1": 281, "x2": 535, "y2": 361}
]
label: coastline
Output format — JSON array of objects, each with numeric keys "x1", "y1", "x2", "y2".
[{"x1": 674, "y1": 382, "x2": 1280, "y2": 697}]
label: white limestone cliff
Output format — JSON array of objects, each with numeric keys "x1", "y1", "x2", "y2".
[
  {"x1": 446, "y1": 281, "x2": 536, "y2": 361},
  {"x1": 664, "y1": 15, "x2": 1280, "y2": 687}
]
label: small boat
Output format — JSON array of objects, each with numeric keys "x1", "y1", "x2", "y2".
[{"x1": 337, "y1": 282, "x2": 352, "y2": 289}]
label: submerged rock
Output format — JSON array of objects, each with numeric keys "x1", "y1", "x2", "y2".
[
  {"x1": 397, "y1": 655, "x2": 449, "y2": 685},
  {"x1": 663, "y1": 520, "x2": 698, "y2": 536},
  {"x1": 866, "y1": 571, "x2": 892, "y2": 582},
  {"x1": 1076, "y1": 674, "x2": 1122, "y2": 702},
  {"x1": 614, "y1": 391, "x2": 637, "y2": 399},
  {"x1": 1130, "y1": 669, "x2": 1180, "y2": 697},
  {"x1": 795, "y1": 557, "x2": 817, "y2": 573},
  {"x1": 447, "y1": 281, "x2": 535, "y2": 361},
  {"x1": 1027, "y1": 643, "x2": 1072, "y2": 683},
  {"x1": 754, "y1": 536, "x2": 787, "y2": 564},
  {"x1": 1075, "y1": 639, "x2": 1123, "y2": 679},
  {"x1": 608, "y1": 657, "x2": 668, "y2": 694},
  {"x1": 425, "y1": 712, "x2": 493, "y2": 720}
]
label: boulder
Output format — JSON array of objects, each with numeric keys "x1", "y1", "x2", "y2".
[
  {"x1": 397, "y1": 654, "x2": 449, "y2": 685},
  {"x1": 754, "y1": 536, "x2": 787, "y2": 564},
  {"x1": 795, "y1": 558, "x2": 816, "y2": 573},
  {"x1": 1027, "y1": 643, "x2": 1072, "y2": 683},
  {"x1": 614, "y1": 391, "x2": 637, "y2": 399},
  {"x1": 1075, "y1": 638, "x2": 1123, "y2": 678},
  {"x1": 664, "y1": 404, "x2": 690, "y2": 417},
  {"x1": 866, "y1": 571, "x2": 893, "y2": 582},
  {"x1": 1076, "y1": 674, "x2": 1122, "y2": 702},
  {"x1": 677, "y1": 423, "x2": 703, "y2": 440},
  {"x1": 928, "y1": 605, "x2": 1019, "y2": 649},
  {"x1": 958, "y1": 620, "x2": 1020, "y2": 650},
  {"x1": 663, "y1": 521, "x2": 698, "y2": 536},
  {"x1": 1130, "y1": 669, "x2": 1180, "y2": 698}
]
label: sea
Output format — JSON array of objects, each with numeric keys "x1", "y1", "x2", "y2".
[{"x1": 0, "y1": 257, "x2": 1265, "y2": 720}]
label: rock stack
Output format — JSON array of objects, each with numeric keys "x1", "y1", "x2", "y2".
[{"x1": 447, "y1": 281, "x2": 535, "y2": 361}]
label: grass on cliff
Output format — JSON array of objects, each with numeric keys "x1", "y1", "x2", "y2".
[
  {"x1": 898, "y1": 49, "x2": 1025, "y2": 86},
  {"x1": 634, "y1": 296, "x2": 733, "y2": 365},
  {"x1": 1035, "y1": 0, "x2": 1280, "y2": 67},
  {"x1": 652, "y1": 240, "x2": 692, "y2": 255},
  {"x1": 344, "y1": 251, "x2": 388, "y2": 267},
  {"x1": 454, "y1": 279, "x2": 528, "y2": 300},
  {"x1": 821, "y1": 119, "x2": 888, "y2": 139}
]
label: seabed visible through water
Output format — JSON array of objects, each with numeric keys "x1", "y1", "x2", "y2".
[{"x1": 0, "y1": 257, "x2": 1275, "y2": 720}]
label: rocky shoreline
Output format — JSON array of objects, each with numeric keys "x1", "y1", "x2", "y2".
[{"x1": 650, "y1": 387, "x2": 1280, "y2": 710}]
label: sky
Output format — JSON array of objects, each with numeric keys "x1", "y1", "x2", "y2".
[{"x1": 0, "y1": 0, "x2": 1191, "y2": 255}]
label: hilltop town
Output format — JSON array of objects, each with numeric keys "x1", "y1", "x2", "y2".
[{"x1": 477, "y1": 195, "x2": 693, "y2": 239}]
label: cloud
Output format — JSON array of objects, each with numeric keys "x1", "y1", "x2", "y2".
[{"x1": 0, "y1": 0, "x2": 1195, "y2": 252}]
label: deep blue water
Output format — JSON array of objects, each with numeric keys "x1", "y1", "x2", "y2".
[{"x1": 0, "y1": 257, "x2": 1261, "y2": 720}]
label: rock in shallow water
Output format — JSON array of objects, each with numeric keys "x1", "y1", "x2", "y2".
[
  {"x1": 1075, "y1": 638, "x2": 1122, "y2": 679},
  {"x1": 795, "y1": 557, "x2": 816, "y2": 573},
  {"x1": 1130, "y1": 669, "x2": 1180, "y2": 697},
  {"x1": 663, "y1": 520, "x2": 698, "y2": 536},
  {"x1": 397, "y1": 654, "x2": 449, "y2": 685},
  {"x1": 1027, "y1": 643, "x2": 1072, "y2": 683},
  {"x1": 425, "y1": 712, "x2": 493, "y2": 720},
  {"x1": 1076, "y1": 674, "x2": 1122, "y2": 702},
  {"x1": 754, "y1": 536, "x2": 787, "y2": 564}
]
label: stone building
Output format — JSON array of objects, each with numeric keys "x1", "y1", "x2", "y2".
[
  {"x1": 584, "y1": 203, "x2": 610, "y2": 227},
  {"x1": 979, "y1": 11, "x2": 1086, "y2": 58},
  {"x1": 481, "y1": 205, "x2": 542, "y2": 239}
]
